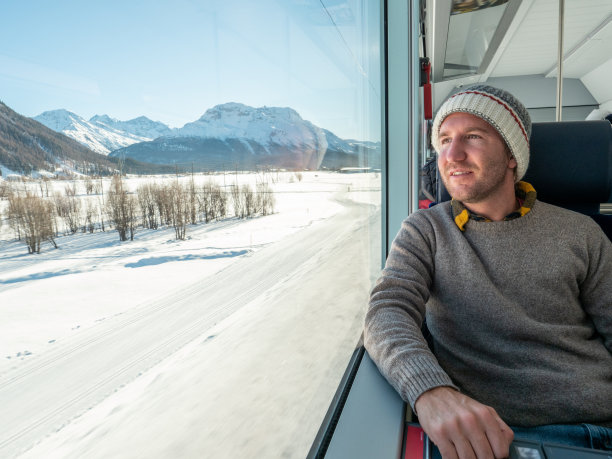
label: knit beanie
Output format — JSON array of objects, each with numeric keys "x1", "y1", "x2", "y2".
[{"x1": 431, "y1": 84, "x2": 532, "y2": 182}]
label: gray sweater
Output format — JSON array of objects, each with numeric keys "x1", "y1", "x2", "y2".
[{"x1": 364, "y1": 200, "x2": 612, "y2": 427}]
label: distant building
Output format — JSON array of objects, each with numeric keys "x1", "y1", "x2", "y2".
[{"x1": 339, "y1": 167, "x2": 372, "y2": 174}]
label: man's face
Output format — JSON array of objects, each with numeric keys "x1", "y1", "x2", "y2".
[{"x1": 437, "y1": 112, "x2": 517, "y2": 204}]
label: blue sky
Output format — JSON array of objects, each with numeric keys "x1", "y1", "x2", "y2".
[{"x1": 0, "y1": 0, "x2": 381, "y2": 141}]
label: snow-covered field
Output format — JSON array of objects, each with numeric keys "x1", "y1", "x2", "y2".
[{"x1": 0, "y1": 171, "x2": 381, "y2": 458}]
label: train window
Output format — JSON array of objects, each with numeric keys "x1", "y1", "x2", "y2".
[
  {"x1": 309, "y1": 0, "x2": 611, "y2": 457},
  {"x1": 0, "y1": 1, "x2": 381, "y2": 457}
]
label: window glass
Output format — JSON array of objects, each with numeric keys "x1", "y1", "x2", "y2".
[
  {"x1": 444, "y1": 0, "x2": 508, "y2": 78},
  {"x1": 0, "y1": 1, "x2": 381, "y2": 457}
]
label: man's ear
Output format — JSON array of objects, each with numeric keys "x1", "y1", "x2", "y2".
[
  {"x1": 508, "y1": 156, "x2": 517, "y2": 169},
  {"x1": 509, "y1": 156, "x2": 518, "y2": 181}
]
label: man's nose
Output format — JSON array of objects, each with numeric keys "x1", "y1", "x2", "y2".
[{"x1": 442, "y1": 138, "x2": 466, "y2": 162}]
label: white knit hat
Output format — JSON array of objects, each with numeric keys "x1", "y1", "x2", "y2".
[{"x1": 431, "y1": 84, "x2": 532, "y2": 182}]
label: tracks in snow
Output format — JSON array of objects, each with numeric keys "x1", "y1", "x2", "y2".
[{"x1": 0, "y1": 200, "x2": 373, "y2": 457}]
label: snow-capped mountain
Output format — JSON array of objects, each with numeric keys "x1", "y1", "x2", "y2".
[
  {"x1": 34, "y1": 110, "x2": 156, "y2": 155},
  {"x1": 34, "y1": 103, "x2": 380, "y2": 171},
  {"x1": 176, "y1": 103, "x2": 322, "y2": 145},
  {"x1": 90, "y1": 114, "x2": 173, "y2": 140},
  {"x1": 0, "y1": 102, "x2": 118, "y2": 176},
  {"x1": 319, "y1": 128, "x2": 381, "y2": 170},
  {"x1": 169, "y1": 103, "x2": 329, "y2": 169}
]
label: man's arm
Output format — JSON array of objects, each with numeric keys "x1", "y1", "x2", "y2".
[
  {"x1": 364, "y1": 214, "x2": 513, "y2": 459},
  {"x1": 364, "y1": 214, "x2": 457, "y2": 406},
  {"x1": 580, "y1": 224, "x2": 612, "y2": 353}
]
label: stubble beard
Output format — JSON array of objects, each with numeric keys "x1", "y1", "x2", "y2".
[{"x1": 441, "y1": 159, "x2": 510, "y2": 204}]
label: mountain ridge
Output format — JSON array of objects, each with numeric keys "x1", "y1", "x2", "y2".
[
  {"x1": 34, "y1": 110, "x2": 158, "y2": 155},
  {"x1": 24, "y1": 102, "x2": 380, "y2": 173},
  {"x1": 0, "y1": 102, "x2": 178, "y2": 176}
]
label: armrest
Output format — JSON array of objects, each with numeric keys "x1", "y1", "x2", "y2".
[{"x1": 309, "y1": 347, "x2": 406, "y2": 458}]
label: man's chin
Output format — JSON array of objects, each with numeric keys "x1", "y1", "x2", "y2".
[{"x1": 444, "y1": 184, "x2": 474, "y2": 202}]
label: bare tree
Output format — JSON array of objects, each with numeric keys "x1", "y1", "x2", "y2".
[
  {"x1": 199, "y1": 181, "x2": 226, "y2": 223},
  {"x1": 97, "y1": 196, "x2": 106, "y2": 232},
  {"x1": 152, "y1": 184, "x2": 171, "y2": 226},
  {"x1": 8, "y1": 192, "x2": 57, "y2": 253},
  {"x1": 127, "y1": 193, "x2": 137, "y2": 241},
  {"x1": 256, "y1": 182, "x2": 275, "y2": 216},
  {"x1": 84, "y1": 176, "x2": 94, "y2": 195},
  {"x1": 242, "y1": 184, "x2": 256, "y2": 217},
  {"x1": 168, "y1": 181, "x2": 188, "y2": 240},
  {"x1": 214, "y1": 185, "x2": 228, "y2": 220},
  {"x1": 64, "y1": 182, "x2": 77, "y2": 197},
  {"x1": 0, "y1": 180, "x2": 11, "y2": 199},
  {"x1": 230, "y1": 182, "x2": 273, "y2": 219},
  {"x1": 188, "y1": 177, "x2": 197, "y2": 225},
  {"x1": 230, "y1": 183, "x2": 245, "y2": 218},
  {"x1": 106, "y1": 175, "x2": 137, "y2": 241},
  {"x1": 7, "y1": 192, "x2": 24, "y2": 240},
  {"x1": 84, "y1": 201, "x2": 96, "y2": 233},
  {"x1": 53, "y1": 193, "x2": 82, "y2": 234},
  {"x1": 93, "y1": 178, "x2": 103, "y2": 195},
  {"x1": 137, "y1": 182, "x2": 159, "y2": 229}
]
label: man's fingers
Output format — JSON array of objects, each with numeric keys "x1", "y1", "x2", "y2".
[
  {"x1": 453, "y1": 436, "x2": 483, "y2": 459},
  {"x1": 434, "y1": 425, "x2": 491, "y2": 459},
  {"x1": 436, "y1": 439, "x2": 460, "y2": 459},
  {"x1": 484, "y1": 408, "x2": 514, "y2": 458},
  {"x1": 465, "y1": 430, "x2": 495, "y2": 459},
  {"x1": 484, "y1": 427, "x2": 513, "y2": 458}
]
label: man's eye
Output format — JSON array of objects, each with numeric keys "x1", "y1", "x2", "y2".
[
  {"x1": 440, "y1": 137, "x2": 451, "y2": 144},
  {"x1": 466, "y1": 134, "x2": 481, "y2": 139}
]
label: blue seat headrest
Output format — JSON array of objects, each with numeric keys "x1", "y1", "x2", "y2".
[{"x1": 523, "y1": 120, "x2": 612, "y2": 214}]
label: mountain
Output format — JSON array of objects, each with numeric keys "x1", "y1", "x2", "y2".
[
  {"x1": 89, "y1": 114, "x2": 173, "y2": 140},
  {"x1": 29, "y1": 102, "x2": 380, "y2": 172},
  {"x1": 0, "y1": 102, "x2": 176, "y2": 176},
  {"x1": 34, "y1": 110, "x2": 158, "y2": 155},
  {"x1": 110, "y1": 103, "x2": 381, "y2": 171},
  {"x1": 318, "y1": 129, "x2": 381, "y2": 170},
  {"x1": 167, "y1": 103, "x2": 328, "y2": 169}
]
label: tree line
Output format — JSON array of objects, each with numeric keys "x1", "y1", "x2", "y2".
[{"x1": 1, "y1": 175, "x2": 275, "y2": 254}]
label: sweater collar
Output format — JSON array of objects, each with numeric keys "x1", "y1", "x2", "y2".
[{"x1": 451, "y1": 181, "x2": 537, "y2": 231}]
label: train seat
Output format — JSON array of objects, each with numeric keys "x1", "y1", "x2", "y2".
[{"x1": 524, "y1": 120, "x2": 612, "y2": 241}]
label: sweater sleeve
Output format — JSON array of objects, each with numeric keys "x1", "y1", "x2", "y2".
[
  {"x1": 580, "y1": 223, "x2": 612, "y2": 353},
  {"x1": 364, "y1": 212, "x2": 458, "y2": 410}
]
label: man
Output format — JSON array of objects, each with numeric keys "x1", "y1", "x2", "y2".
[{"x1": 364, "y1": 85, "x2": 612, "y2": 459}]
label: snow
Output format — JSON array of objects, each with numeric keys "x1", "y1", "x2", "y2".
[
  {"x1": 177, "y1": 103, "x2": 329, "y2": 167},
  {"x1": 89, "y1": 114, "x2": 173, "y2": 140},
  {"x1": 179, "y1": 103, "x2": 319, "y2": 146},
  {"x1": 0, "y1": 171, "x2": 381, "y2": 458},
  {"x1": 34, "y1": 110, "x2": 154, "y2": 155}
]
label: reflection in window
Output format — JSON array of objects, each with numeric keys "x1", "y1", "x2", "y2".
[{"x1": 444, "y1": 0, "x2": 508, "y2": 78}]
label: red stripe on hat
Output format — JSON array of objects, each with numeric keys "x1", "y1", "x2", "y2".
[{"x1": 450, "y1": 90, "x2": 529, "y2": 144}]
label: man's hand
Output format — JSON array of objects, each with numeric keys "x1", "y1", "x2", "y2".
[{"x1": 414, "y1": 387, "x2": 514, "y2": 459}]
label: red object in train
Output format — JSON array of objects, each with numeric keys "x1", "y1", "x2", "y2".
[
  {"x1": 405, "y1": 425, "x2": 425, "y2": 459},
  {"x1": 423, "y1": 83, "x2": 432, "y2": 120},
  {"x1": 422, "y1": 60, "x2": 432, "y2": 120},
  {"x1": 419, "y1": 199, "x2": 433, "y2": 209}
]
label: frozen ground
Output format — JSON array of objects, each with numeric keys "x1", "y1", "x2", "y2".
[{"x1": 0, "y1": 171, "x2": 381, "y2": 458}]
